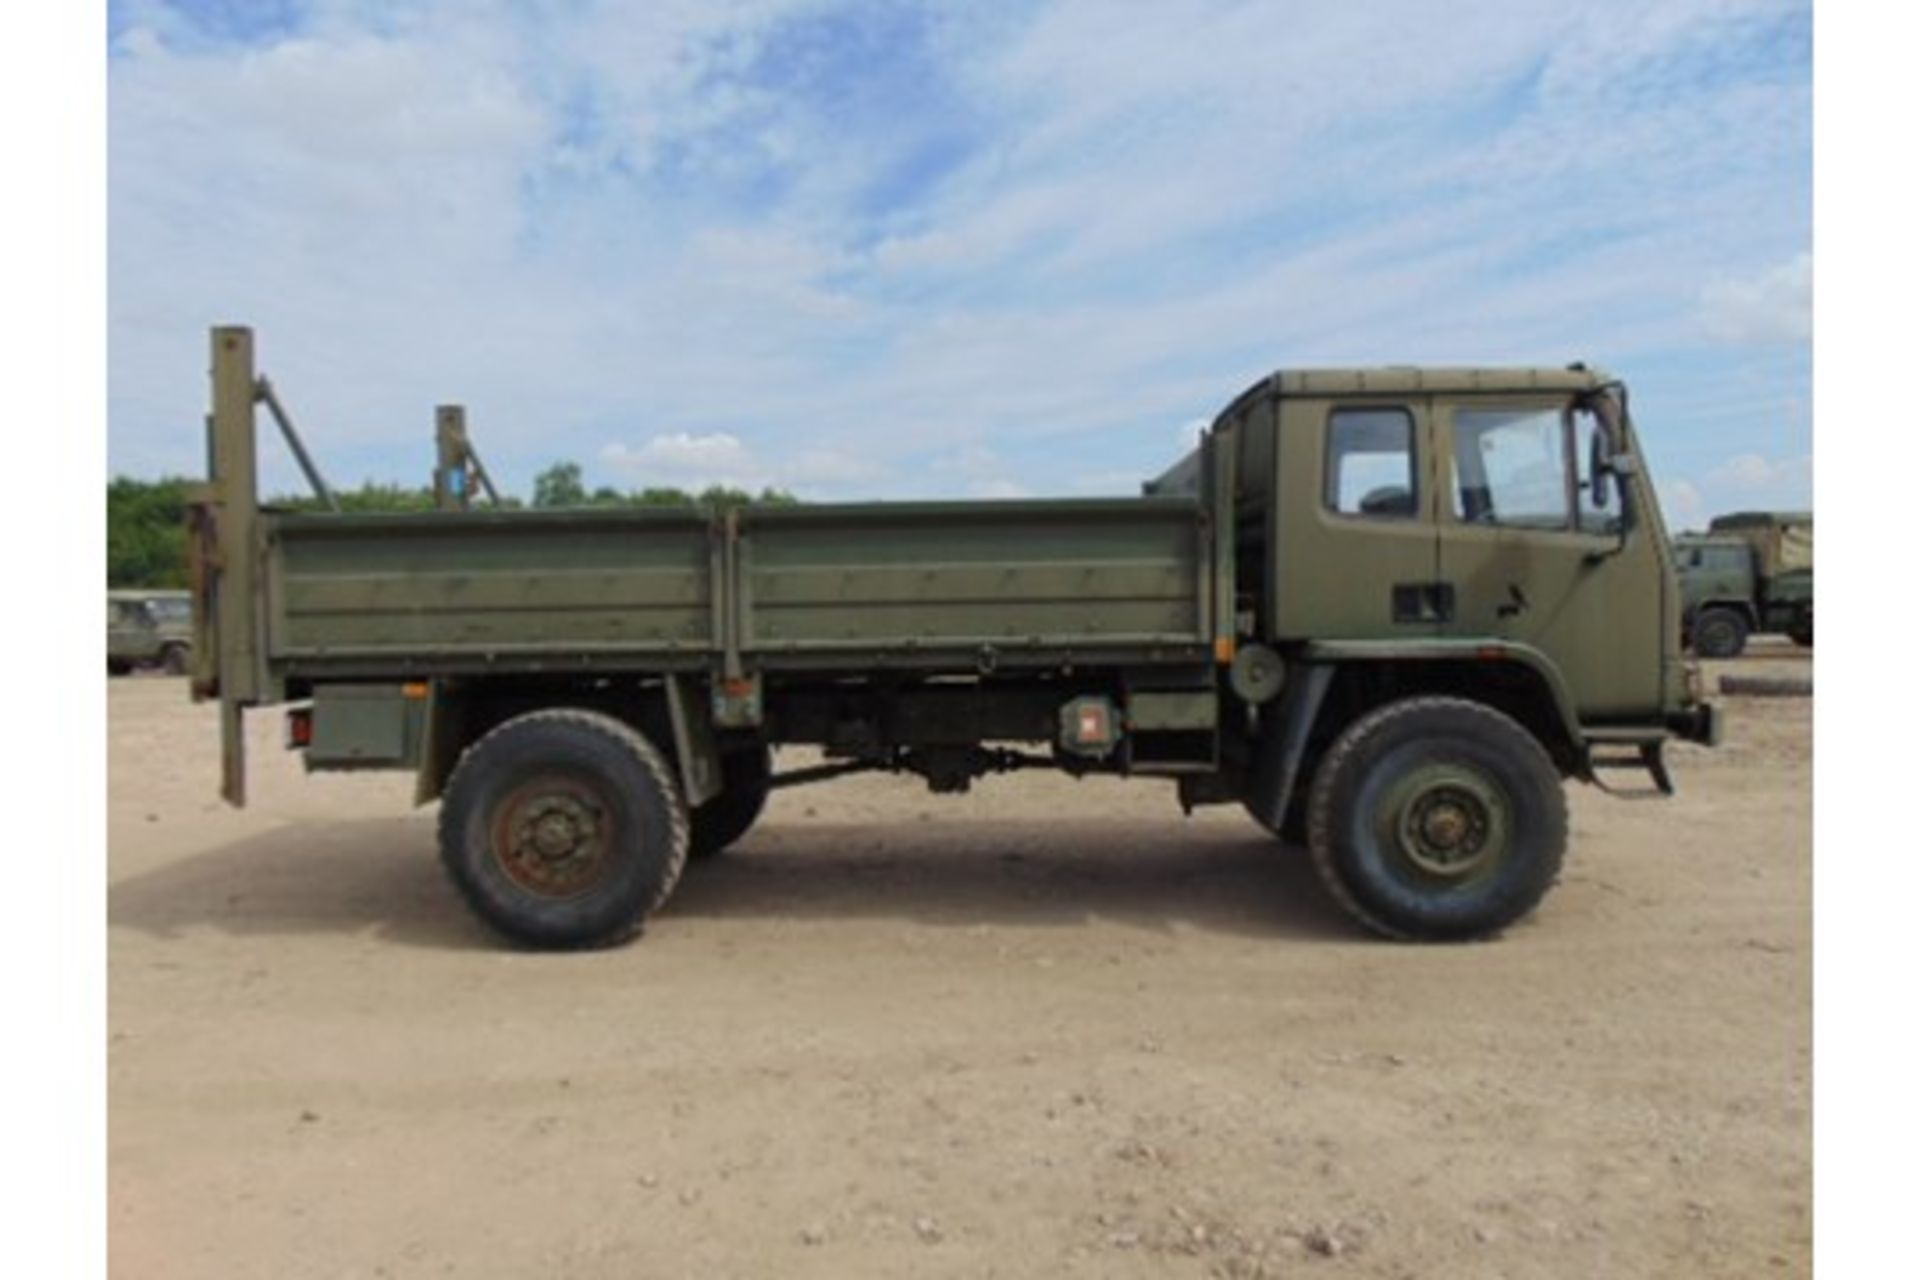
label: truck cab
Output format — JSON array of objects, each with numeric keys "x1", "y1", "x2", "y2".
[
  {"x1": 1174, "y1": 366, "x2": 1705, "y2": 744},
  {"x1": 1674, "y1": 512, "x2": 1814, "y2": 656}
]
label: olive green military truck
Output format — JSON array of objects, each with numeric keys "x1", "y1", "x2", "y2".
[
  {"x1": 107, "y1": 588, "x2": 193, "y2": 675},
  {"x1": 1675, "y1": 511, "x2": 1813, "y2": 657},
  {"x1": 188, "y1": 328, "x2": 1718, "y2": 947}
]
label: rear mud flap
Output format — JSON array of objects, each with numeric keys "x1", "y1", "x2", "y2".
[{"x1": 221, "y1": 699, "x2": 246, "y2": 808}]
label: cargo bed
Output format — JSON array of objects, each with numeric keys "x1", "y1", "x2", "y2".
[{"x1": 255, "y1": 497, "x2": 1213, "y2": 681}]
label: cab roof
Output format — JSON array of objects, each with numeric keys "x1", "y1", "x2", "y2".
[{"x1": 1209, "y1": 364, "x2": 1612, "y2": 428}]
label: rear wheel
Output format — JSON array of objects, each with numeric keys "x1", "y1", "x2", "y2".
[
  {"x1": 689, "y1": 745, "x2": 772, "y2": 860},
  {"x1": 160, "y1": 643, "x2": 190, "y2": 676},
  {"x1": 1306, "y1": 697, "x2": 1566, "y2": 941},
  {"x1": 439, "y1": 709, "x2": 688, "y2": 949},
  {"x1": 1691, "y1": 608, "x2": 1749, "y2": 659}
]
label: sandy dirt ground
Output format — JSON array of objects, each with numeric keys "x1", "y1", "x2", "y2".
[{"x1": 109, "y1": 642, "x2": 1811, "y2": 1279}]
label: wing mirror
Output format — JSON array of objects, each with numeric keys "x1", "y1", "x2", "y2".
[{"x1": 1586, "y1": 421, "x2": 1639, "y2": 510}]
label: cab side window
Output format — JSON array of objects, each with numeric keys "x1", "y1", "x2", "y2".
[
  {"x1": 1453, "y1": 407, "x2": 1569, "y2": 529},
  {"x1": 1325, "y1": 407, "x2": 1417, "y2": 519}
]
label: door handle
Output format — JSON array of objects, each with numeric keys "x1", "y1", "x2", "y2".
[{"x1": 1393, "y1": 582, "x2": 1456, "y2": 623}]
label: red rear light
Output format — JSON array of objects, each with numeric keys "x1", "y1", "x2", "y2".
[{"x1": 286, "y1": 707, "x2": 312, "y2": 749}]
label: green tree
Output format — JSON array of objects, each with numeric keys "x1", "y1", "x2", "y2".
[
  {"x1": 533, "y1": 461, "x2": 587, "y2": 508},
  {"x1": 271, "y1": 480, "x2": 438, "y2": 513},
  {"x1": 107, "y1": 476, "x2": 194, "y2": 588},
  {"x1": 107, "y1": 462, "x2": 797, "y2": 587},
  {"x1": 532, "y1": 465, "x2": 800, "y2": 509},
  {"x1": 632, "y1": 487, "x2": 696, "y2": 506}
]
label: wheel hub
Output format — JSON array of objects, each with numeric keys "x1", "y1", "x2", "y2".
[
  {"x1": 524, "y1": 800, "x2": 589, "y2": 858},
  {"x1": 494, "y1": 785, "x2": 610, "y2": 896},
  {"x1": 1383, "y1": 769, "x2": 1508, "y2": 881},
  {"x1": 1420, "y1": 801, "x2": 1471, "y2": 850}
]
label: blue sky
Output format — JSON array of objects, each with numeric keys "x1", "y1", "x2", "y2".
[{"x1": 108, "y1": 0, "x2": 1811, "y2": 525}]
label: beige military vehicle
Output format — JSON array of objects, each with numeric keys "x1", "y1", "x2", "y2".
[{"x1": 108, "y1": 588, "x2": 194, "y2": 676}]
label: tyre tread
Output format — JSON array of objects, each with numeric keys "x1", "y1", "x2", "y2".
[{"x1": 1306, "y1": 695, "x2": 1566, "y2": 942}]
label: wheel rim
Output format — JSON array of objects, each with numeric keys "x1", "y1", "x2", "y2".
[
  {"x1": 489, "y1": 774, "x2": 618, "y2": 898},
  {"x1": 1372, "y1": 762, "x2": 1511, "y2": 883},
  {"x1": 1700, "y1": 619, "x2": 1734, "y2": 654}
]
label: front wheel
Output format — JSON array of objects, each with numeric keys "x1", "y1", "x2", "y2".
[
  {"x1": 1306, "y1": 697, "x2": 1567, "y2": 941},
  {"x1": 1692, "y1": 608, "x2": 1749, "y2": 659},
  {"x1": 1789, "y1": 616, "x2": 1813, "y2": 648},
  {"x1": 438, "y1": 709, "x2": 689, "y2": 949},
  {"x1": 160, "y1": 643, "x2": 190, "y2": 676}
]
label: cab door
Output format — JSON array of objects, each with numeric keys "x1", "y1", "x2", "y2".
[
  {"x1": 1433, "y1": 396, "x2": 1662, "y2": 716},
  {"x1": 1271, "y1": 396, "x2": 1442, "y2": 639}
]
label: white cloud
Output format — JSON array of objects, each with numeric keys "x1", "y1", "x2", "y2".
[
  {"x1": 609, "y1": 431, "x2": 752, "y2": 470},
  {"x1": 1662, "y1": 478, "x2": 1705, "y2": 529},
  {"x1": 1070, "y1": 469, "x2": 1148, "y2": 496},
  {"x1": 601, "y1": 432, "x2": 760, "y2": 488},
  {"x1": 926, "y1": 445, "x2": 1035, "y2": 500},
  {"x1": 1701, "y1": 253, "x2": 1813, "y2": 345},
  {"x1": 1661, "y1": 451, "x2": 1810, "y2": 529},
  {"x1": 931, "y1": 445, "x2": 1003, "y2": 477},
  {"x1": 786, "y1": 448, "x2": 888, "y2": 490},
  {"x1": 597, "y1": 433, "x2": 888, "y2": 497},
  {"x1": 107, "y1": 0, "x2": 1811, "y2": 505},
  {"x1": 1707, "y1": 451, "x2": 1812, "y2": 493}
]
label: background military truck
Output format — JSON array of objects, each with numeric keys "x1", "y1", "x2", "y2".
[
  {"x1": 1675, "y1": 511, "x2": 1813, "y2": 658},
  {"x1": 188, "y1": 327, "x2": 1717, "y2": 949},
  {"x1": 107, "y1": 588, "x2": 193, "y2": 675}
]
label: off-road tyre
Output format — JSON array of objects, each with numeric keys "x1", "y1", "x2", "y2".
[
  {"x1": 1789, "y1": 617, "x2": 1813, "y2": 648},
  {"x1": 1692, "y1": 608, "x2": 1749, "y2": 659},
  {"x1": 1306, "y1": 697, "x2": 1567, "y2": 942},
  {"x1": 160, "y1": 643, "x2": 191, "y2": 676},
  {"x1": 438, "y1": 709, "x2": 689, "y2": 949},
  {"x1": 107, "y1": 658, "x2": 133, "y2": 677},
  {"x1": 689, "y1": 745, "x2": 773, "y2": 860}
]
